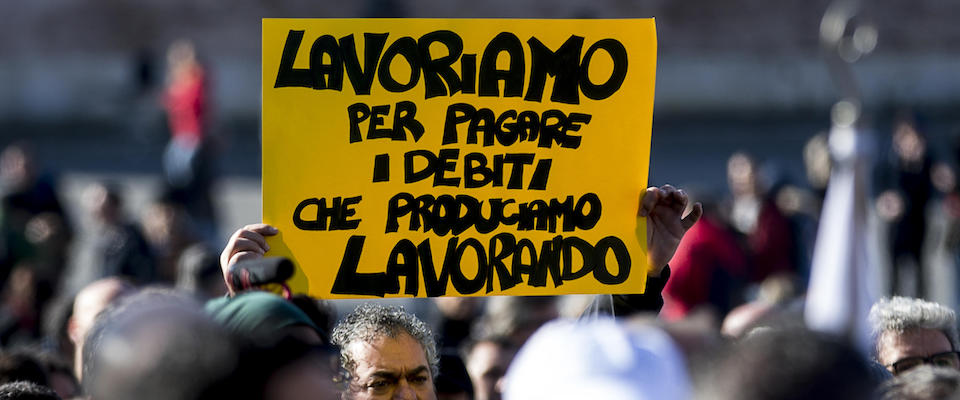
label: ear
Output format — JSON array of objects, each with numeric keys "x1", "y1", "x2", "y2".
[{"x1": 67, "y1": 317, "x2": 81, "y2": 345}]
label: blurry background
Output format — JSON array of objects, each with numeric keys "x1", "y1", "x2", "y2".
[{"x1": 1, "y1": 0, "x2": 960, "y2": 321}]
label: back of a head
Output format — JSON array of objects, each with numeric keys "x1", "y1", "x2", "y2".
[
  {"x1": 479, "y1": 296, "x2": 558, "y2": 346},
  {"x1": 234, "y1": 335, "x2": 343, "y2": 400},
  {"x1": 176, "y1": 244, "x2": 226, "y2": 298},
  {"x1": 0, "y1": 381, "x2": 60, "y2": 400},
  {"x1": 881, "y1": 365, "x2": 960, "y2": 400},
  {"x1": 83, "y1": 289, "x2": 240, "y2": 400},
  {"x1": 700, "y1": 328, "x2": 876, "y2": 400}
]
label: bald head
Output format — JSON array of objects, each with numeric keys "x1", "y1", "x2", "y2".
[{"x1": 69, "y1": 278, "x2": 135, "y2": 379}]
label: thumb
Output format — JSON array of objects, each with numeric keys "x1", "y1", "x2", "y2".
[{"x1": 681, "y1": 202, "x2": 703, "y2": 231}]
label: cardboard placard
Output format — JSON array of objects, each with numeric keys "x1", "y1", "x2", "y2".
[{"x1": 262, "y1": 18, "x2": 656, "y2": 298}]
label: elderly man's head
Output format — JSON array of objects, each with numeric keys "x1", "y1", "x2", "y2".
[
  {"x1": 869, "y1": 296, "x2": 960, "y2": 375},
  {"x1": 331, "y1": 304, "x2": 438, "y2": 400}
]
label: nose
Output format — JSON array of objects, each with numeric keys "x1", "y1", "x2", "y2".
[{"x1": 392, "y1": 379, "x2": 417, "y2": 400}]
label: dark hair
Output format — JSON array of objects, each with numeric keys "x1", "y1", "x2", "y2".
[
  {"x1": 82, "y1": 288, "x2": 240, "y2": 400},
  {"x1": 233, "y1": 335, "x2": 345, "y2": 399},
  {"x1": 460, "y1": 334, "x2": 515, "y2": 363},
  {"x1": 0, "y1": 351, "x2": 47, "y2": 387},
  {"x1": 435, "y1": 352, "x2": 473, "y2": 396},
  {"x1": 0, "y1": 381, "x2": 60, "y2": 400},
  {"x1": 289, "y1": 294, "x2": 335, "y2": 344},
  {"x1": 700, "y1": 328, "x2": 877, "y2": 400}
]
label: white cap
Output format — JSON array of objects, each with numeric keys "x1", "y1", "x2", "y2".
[{"x1": 503, "y1": 318, "x2": 691, "y2": 400}]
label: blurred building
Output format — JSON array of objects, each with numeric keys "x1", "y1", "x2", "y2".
[{"x1": 1, "y1": 0, "x2": 959, "y2": 123}]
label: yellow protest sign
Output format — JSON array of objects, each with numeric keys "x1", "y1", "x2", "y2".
[{"x1": 262, "y1": 18, "x2": 656, "y2": 298}]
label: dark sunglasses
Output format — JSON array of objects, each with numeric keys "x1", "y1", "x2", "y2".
[{"x1": 888, "y1": 350, "x2": 960, "y2": 375}]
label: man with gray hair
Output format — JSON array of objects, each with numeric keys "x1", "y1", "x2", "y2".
[
  {"x1": 869, "y1": 296, "x2": 960, "y2": 376},
  {"x1": 332, "y1": 303, "x2": 439, "y2": 400}
]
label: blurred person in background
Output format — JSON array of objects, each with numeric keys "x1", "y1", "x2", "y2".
[
  {"x1": 175, "y1": 243, "x2": 227, "y2": 299},
  {"x1": 725, "y1": 151, "x2": 796, "y2": 285},
  {"x1": 0, "y1": 143, "x2": 71, "y2": 330},
  {"x1": 38, "y1": 295, "x2": 75, "y2": 373},
  {"x1": 763, "y1": 132, "x2": 835, "y2": 287},
  {"x1": 162, "y1": 39, "x2": 219, "y2": 243},
  {"x1": 719, "y1": 274, "x2": 802, "y2": 339},
  {"x1": 0, "y1": 264, "x2": 44, "y2": 345},
  {"x1": 879, "y1": 365, "x2": 960, "y2": 400},
  {"x1": 431, "y1": 297, "x2": 483, "y2": 351},
  {"x1": 943, "y1": 132, "x2": 960, "y2": 308},
  {"x1": 331, "y1": 303, "x2": 438, "y2": 400},
  {"x1": 869, "y1": 296, "x2": 959, "y2": 376},
  {"x1": 662, "y1": 193, "x2": 748, "y2": 321},
  {"x1": 434, "y1": 352, "x2": 473, "y2": 400},
  {"x1": 476, "y1": 296, "x2": 557, "y2": 349},
  {"x1": 72, "y1": 183, "x2": 155, "y2": 288},
  {"x1": 804, "y1": 132, "x2": 833, "y2": 205},
  {"x1": 142, "y1": 196, "x2": 201, "y2": 284},
  {"x1": 462, "y1": 335, "x2": 515, "y2": 400},
  {"x1": 0, "y1": 142, "x2": 71, "y2": 279},
  {"x1": 66, "y1": 277, "x2": 135, "y2": 381},
  {"x1": 875, "y1": 113, "x2": 939, "y2": 298}
]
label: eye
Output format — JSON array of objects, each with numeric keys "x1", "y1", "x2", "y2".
[
  {"x1": 368, "y1": 380, "x2": 391, "y2": 389},
  {"x1": 932, "y1": 352, "x2": 960, "y2": 367},
  {"x1": 408, "y1": 375, "x2": 429, "y2": 385}
]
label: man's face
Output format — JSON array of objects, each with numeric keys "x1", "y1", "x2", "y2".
[
  {"x1": 878, "y1": 327, "x2": 957, "y2": 375},
  {"x1": 466, "y1": 341, "x2": 514, "y2": 400},
  {"x1": 346, "y1": 332, "x2": 437, "y2": 400}
]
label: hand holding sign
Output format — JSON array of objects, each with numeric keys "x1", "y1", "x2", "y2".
[
  {"x1": 220, "y1": 223, "x2": 277, "y2": 294},
  {"x1": 640, "y1": 185, "x2": 702, "y2": 278}
]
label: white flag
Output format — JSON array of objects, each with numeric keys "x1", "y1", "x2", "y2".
[{"x1": 804, "y1": 118, "x2": 878, "y2": 354}]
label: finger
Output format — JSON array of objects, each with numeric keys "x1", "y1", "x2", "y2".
[
  {"x1": 639, "y1": 187, "x2": 662, "y2": 217},
  {"x1": 664, "y1": 187, "x2": 688, "y2": 211},
  {"x1": 221, "y1": 225, "x2": 275, "y2": 269},
  {"x1": 231, "y1": 238, "x2": 267, "y2": 255},
  {"x1": 681, "y1": 202, "x2": 703, "y2": 231},
  {"x1": 241, "y1": 223, "x2": 279, "y2": 236},
  {"x1": 660, "y1": 184, "x2": 677, "y2": 200},
  {"x1": 236, "y1": 229, "x2": 270, "y2": 252},
  {"x1": 229, "y1": 251, "x2": 264, "y2": 269}
]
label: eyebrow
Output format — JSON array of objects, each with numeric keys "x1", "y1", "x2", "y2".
[
  {"x1": 369, "y1": 371, "x2": 400, "y2": 380},
  {"x1": 405, "y1": 366, "x2": 429, "y2": 378},
  {"x1": 369, "y1": 366, "x2": 429, "y2": 380}
]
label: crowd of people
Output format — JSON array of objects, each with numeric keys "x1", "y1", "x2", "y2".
[
  {"x1": 2, "y1": 34, "x2": 960, "y2": 400},
  {"x1": 0, "y1": 157, "x2": 956, "y2": 399}
]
